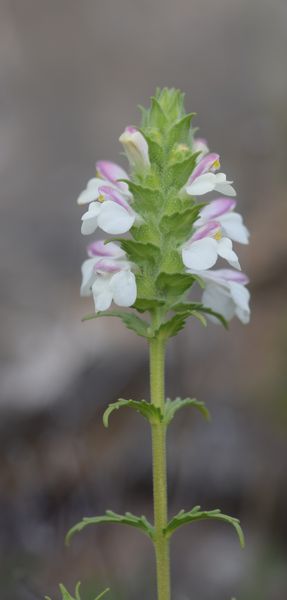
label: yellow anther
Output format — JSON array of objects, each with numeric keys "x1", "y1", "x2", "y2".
[
  {"x1": 98, "y1": 193, "x2": 105, "y2": 203},
  {"x1": 214, "y1": 230, "x2": 222, "y2": 241},
  {"x1": 213, "y1": 159, "x2": 220, "y2": 169}
]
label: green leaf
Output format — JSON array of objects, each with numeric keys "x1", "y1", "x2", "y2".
[
  {"x1": 141, "y1": 132, "x2": 163, "y2": 167},
  {"x1": 66, "y1": 510, "x2": 155, "y2": 545},
  {"x1": 155, "y1": 314, "x2": 189, "y2": 339},
  {"x1": 45, "y1": 583, "x2": 110, "y2": 600},
  {"x1": 167, "y1": 113, "x2": 196, "y2": 147},
  {"x1": 82, "y1": 310, "x2": 151, "y2": 338},
  {"x1": 149, "y1": 97, "x2": 169, "y2": 129},
  {"x1": 163, "y1": 397, "x2": 210, "y2": 424},
  {"x1": 94, "y1": 589, "x2": 110, "y2": 600},
  {"x1": 118, "y1": 239, "x2": 160, "y2": 265},
  {"x1": 172, "y1": 302, "x2": 228, "y2": 328},
  {"x1": 160, "y1": 206, "x2": 200, "y2": 242},
  {"x1": 133, "y1": 297, "x2": 165, "y2": 313},
  {"x1": 156, "y1": 272, "x2": 196, "y2": 296},
  {"x1": 164, "y1": 506, "x2": 245, "y2": 548},
  {"x1": 59, "y1": 583, "x2": 81, "y2": 600},
  {"x1": 167, "y1": 153, "x2": 198, "y2": 189},
  {"x1": 103, "y1": 399, "x2": 162, "y2": 427},
  {"x1": 126, "y1": 181, "x2": 161, "y2": 214}
]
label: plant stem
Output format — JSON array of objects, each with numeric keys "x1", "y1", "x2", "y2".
[{"x1": 150, "y1": 334, "x2": 170, "y2": 600}]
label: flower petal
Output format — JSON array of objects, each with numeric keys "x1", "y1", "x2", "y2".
[
  {"x1": 189, "y1": 153, "x2": 220, "y2": 182},
  {"x1": 99, "y1": 185, "x2": 131, "y2": 210},
  {"x1": 229, "y1": 282, "x2": 251, "y2": 324},
  {"x1": 202, "y1": 283, "x2": 236, "y2": 322},
  {"x1": 197, "y1": 269, "x2": 249, "y2": 286},
  {"x1": 191, "y1": 221, "x2": 220, "y2": 241},
  {"x1": 87, "y1": 240, "x2": 125, "y2": 258},
  {"x1": 77, "y1": 178, "x2": 104, "y2": 205},
  {"x1": 182, "y1": 238, "x2": 218, "y2": 270},
  {"x1": 214, "y1": 174, "x2": 236, "y2": 196},
  {"x1": 81, "y1": 202, "x2": 101, "y2": 235},
  {"x1": 217, "y1": 237, "x2": 241, "y2": 270},
  {"x1": 219, "y1": 212, "x2": 250, "y2": 244},
  {"x1": 97, "y1": 201, "x2": 135, "y2": 234},
  {"x1": 186, "y1": 173, "x2": 217, "y2": 196},
  {"x1": 80, "y1": 258, "x2": 97, "y2": 296},
  {"x1": 96, "y1": 161, "x2": 129, "y2": 186},
  {"x1": 92, "y1": 277, "x2": 113, "y2": 311},
  {"x1": 110, "y1": 270, "x2": 137, "y2": 307},
  {"x1": 200, "y1": 198, "x2": 237, "y2": 220}
]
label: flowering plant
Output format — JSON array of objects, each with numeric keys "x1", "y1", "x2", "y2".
[{"x1": 47, "y1": 88, "x2": 250, "y2": 599}]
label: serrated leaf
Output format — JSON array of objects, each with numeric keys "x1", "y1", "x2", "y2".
[
  {"x1": 133, "y1": 298, "x2": 165, "y2": 313},
  {"x1": 164, "y1": 397, "x2": 210, "y2": 424},
  {"x1": 155, "y1": 314, "x2": 189, "y2": 339},
  {"x1": 167, "y1": 113, "x2": 196, "y2": 147},
  {"x1": 164, "y1": 506, "x2": 245, "y2": 548},
  {"x1": 46, "y1": 583, "x2": 110, "y2": 600},
  {"x1": 59, "y1": 583, "x2": 80, "y2": 600},
  {"x1": 66, "y1": 510, "x2": 155, "y2": 545},
  {"x1": 156, "y1": 272, "x2": 196, "y2": 296},
  {"x1": 149, "y1": 97, "x2": 169, "y2": 129},
  {"x1": 126, "y1": 181, "x2": 162, "y2": 214},
  {"x1": 103, "y1": 399, "x2": 162, "y2": 427},
  {"x1": 167, "y1": 153, "x2": 198, "y2": 189},
  {"x1": 172, "y1": 302, "x2": 228, "y2": 328},
  {"x1": 118, "y1": 239, "x2": 160, "y2": 265},
  {"x1": 141, "y1": 132, "x2": 163, "y2": 167},
  {"x1": 160, "y1": 206, "x2": 201, "y2": 242},
  {"x1": 82, "y1": 310, "x2": 151, "y2": 338}
]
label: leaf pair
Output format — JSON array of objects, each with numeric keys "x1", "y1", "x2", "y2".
[
  {"x1": 66, "y1": 506, "x2": 244, "y2": 550},
  {"x1": 45, "y1": 583, "x2": 109, "y2": 600},
  {"x1": 103, "y1": 397, "x2": 209, "y2": 429}
]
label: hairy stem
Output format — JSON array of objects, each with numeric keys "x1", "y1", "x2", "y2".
[{"x1": 150, "y1": 334, "x2": 170, "y2": 600}]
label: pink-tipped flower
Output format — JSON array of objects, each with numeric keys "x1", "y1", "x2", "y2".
[
  {"x1": 197, "y1": 198, "x2": 250, "y2": 244},
  {"x1": 192, "y1": 137, "x2": 209, "y2": 157},
  {"x1": 186, "y1": 153, "x2": 236, "y2": 197},
  {"x1": 77, "y1": 161, "x2": 130, "y2": 205},
  {"x1": 182, "y1": 221, "x2": 240, "y2": 271},
  {"x1": 80, "y1": 240, "x2": 137, "y2": 311},
  {"x1": 194, "y1": 269, "x2": 250, "y2": 324},
  {"x1": 119, "y1": 126, "x2": 150, "y2": 171},
  {"x1": 81, "y1": 185, "x2": 135, "y2": 235}
]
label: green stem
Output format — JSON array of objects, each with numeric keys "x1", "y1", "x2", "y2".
[{"x1": 150, "y1": 334, "x2": 170, "y2": 600}]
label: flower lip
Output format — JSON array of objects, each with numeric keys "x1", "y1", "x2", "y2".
[
  {"x1": 96, "y1": 160, "x2": 129, "y2": 187},
  {"x1": 201, "y1": 268, "x2": 250, "y2": 285},
  {"x1": 200, "y1": 198, "x2": 237, "y2": 220},
  {"x1": 93, "y1": 258, "x2": 125, "y2": 274},
  {"x1": 189, "y1": 152, "x2": 220, "y2": 183},
  {"x1": 190, "y1": 221, "x2": 221, "y2": 242},
  {"x1": 98, "y1": 185, "x2": 131, "y2": 211},
  {"x1": 87, "y1": 240, "x2": 124, "y2": 259}
]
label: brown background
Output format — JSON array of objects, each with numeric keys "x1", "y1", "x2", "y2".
[{"x1": 0, "y1": 1, "x2": 287, "y2": 599}]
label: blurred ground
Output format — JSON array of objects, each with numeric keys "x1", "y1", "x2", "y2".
[{"x1": 0, "y1": 1, "x2": 287, "y2": 599}]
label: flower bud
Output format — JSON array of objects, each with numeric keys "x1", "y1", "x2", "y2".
[{"x1": 119, "y1": 126, "x2": 150, "y2": 171}]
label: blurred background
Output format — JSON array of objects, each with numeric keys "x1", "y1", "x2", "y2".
[{"x1": 0, "y1": 1, "x2": 287, "y2": 599}]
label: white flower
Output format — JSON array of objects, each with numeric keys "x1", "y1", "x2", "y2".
[
  {"x1": 81, "y1": 186, "x2": 135, "y2": 235},
  {"x1": 119, "y1": 126, "x2": 150, "y2": 170},
  {"x1": 197, "y1": 198, "x2": 249, "y2": 244},
  {"x1": 196, "y1": 269, "x2": 250, "y2": 324},
  {"x1": 80, "y1": 240, "x2": 137, "y2": 311},
  {"x1": 77, "y1": 160, "x2": 131, "y2": 205},
  {"x1": 182, "y1": 222, "x2": 241, "y2": 271},
  {"x1": 185, "y1": 153, "x2": 236, "y2": 197}
]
